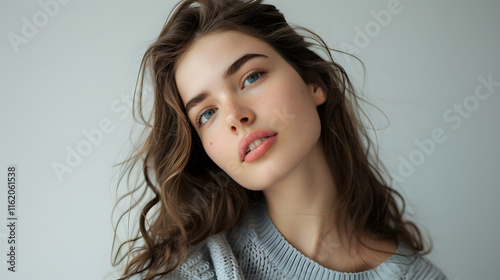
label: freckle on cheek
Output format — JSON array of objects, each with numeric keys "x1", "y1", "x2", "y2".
[{"x1": 210, "y1": 142, "x2": 213, "y2": 145}]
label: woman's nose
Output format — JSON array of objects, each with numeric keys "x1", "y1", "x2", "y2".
[{"x1": 223, "y1": 96, "x2": 255, "y2": 133}]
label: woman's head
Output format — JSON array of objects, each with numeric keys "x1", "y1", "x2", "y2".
[
  {"x1": 114, "y1": 1, "x2": 427, "y2": 279},
  {"x1": 176, "y1": 30, "x2": 327, "y2": 190}
]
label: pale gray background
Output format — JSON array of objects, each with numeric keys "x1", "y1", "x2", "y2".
[{"x1": 1, "y1": 0, "x2": 499, "y2": 279}]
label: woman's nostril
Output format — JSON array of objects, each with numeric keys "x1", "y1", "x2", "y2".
[{"x1": 241, "y1": 117, "x2": 249, "y2": 122}]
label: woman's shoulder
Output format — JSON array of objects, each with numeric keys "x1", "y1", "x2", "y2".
[
  {"x1": 159, "y1": 239, "x2": 216, "y2": 280},
  {"x1": 123, "y1": 242, "x2": 219, "y2": 280},
  {"x1": 377, "y1": 243, "x2": 448, "y2": 280},
  {"x1": 159, "y1": 204, "x2": 263, "y2": 280}
]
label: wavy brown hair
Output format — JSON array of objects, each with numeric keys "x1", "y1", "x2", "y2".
[{"x1": 111, "y1": 0, "x2": 430, "y2": 279}]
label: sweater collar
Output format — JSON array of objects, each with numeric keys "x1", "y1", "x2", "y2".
[{"x1": 246, "y1": 202, "x2": 418, "y2": 279}]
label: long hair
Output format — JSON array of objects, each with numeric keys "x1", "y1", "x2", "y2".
[{"x1": 112, "y1": 0, "x2": 429, "y2": 279}]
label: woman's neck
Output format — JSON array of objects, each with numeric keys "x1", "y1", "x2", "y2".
[
  {"x1": 263, "y1": 141, "x2": 337, "y2": 256},
  {"x1": 262, "y1": 141, "x2": 397, "y2": 272}
]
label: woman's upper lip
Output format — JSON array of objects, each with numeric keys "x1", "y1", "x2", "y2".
[{"x1": 238, "y1": 129, "x2": 277, "y2": 162}]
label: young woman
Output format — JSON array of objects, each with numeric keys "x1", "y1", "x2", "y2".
[{"x1": 113, "y1": 0, "x2": 447, "y2": 279}]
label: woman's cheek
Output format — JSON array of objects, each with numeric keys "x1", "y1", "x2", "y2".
[
  {"x1": 203, "y1": 133, "x2": 227, "y2": 164},
  {"x1": 203, "y1": 140, "x2": 218, "y2": 161}
]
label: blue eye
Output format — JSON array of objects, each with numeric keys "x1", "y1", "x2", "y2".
[
  {"x1": 198, "y1": 108, "x2": 217, "y2": 125},
  {"x1": 243, "y1": 72, "x2": 262, "y2": 88}
]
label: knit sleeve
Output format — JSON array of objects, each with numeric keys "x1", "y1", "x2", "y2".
[
  {"x1": 162, "y1": 233, "x2": 243, "y2": 280},
  {"x1": 162, "y1": 243, "x2": 216, "y2": 280},
  {"x1": 207, "y1": 233, "x2": 244, "y2": 280}
]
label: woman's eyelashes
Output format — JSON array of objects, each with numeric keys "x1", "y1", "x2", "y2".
[
  {"x1": 197, "y1": 108, "x2": 218, "y2": 126},
  {"x1": 242, "y1": 70, "x2": 267, "y2": 89}
]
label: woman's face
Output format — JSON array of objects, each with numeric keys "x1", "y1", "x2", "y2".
[{"x1": 175, "y1": 30, "x2": 326, "y2": 190}]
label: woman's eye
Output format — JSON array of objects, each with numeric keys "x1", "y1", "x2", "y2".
[
  {"x1": 243, "y1": 72, "x2": 263, "y2": 88},
  {"x1": 198, "y1": 108, "x2": 217, "y2": 125}
]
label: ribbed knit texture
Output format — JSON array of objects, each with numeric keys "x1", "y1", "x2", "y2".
[{"x1": 161, "y1": 202, "x2": 447, "y2": 280}]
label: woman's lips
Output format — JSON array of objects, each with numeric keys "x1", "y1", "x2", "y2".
[
  {"x1": 243, "y1": 135, "x2": 277, "y2": 163},
  {"x1": 239, "y1": 129, "x2": 277, "y2": 162}
]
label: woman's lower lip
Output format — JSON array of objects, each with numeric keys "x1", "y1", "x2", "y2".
[{"x1": 243, "y1": 135, "x2": 277, "y2": 163}]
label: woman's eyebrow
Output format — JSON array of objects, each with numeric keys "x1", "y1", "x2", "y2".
[
  {"x1": 223, "y1": 53, "x2": 268, "y2": 79},
  {"x1": 185, "y1": 92, "x2": 208, "y2": 116},
  {"x1": 185, "y1": 53, "x2": 268, "y2": 115}
]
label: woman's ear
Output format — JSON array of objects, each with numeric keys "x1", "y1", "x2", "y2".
[{"x1": 309, "y1": 84, "x2": 326, "y2": 106}]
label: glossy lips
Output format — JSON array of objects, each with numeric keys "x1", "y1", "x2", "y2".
[{"x1": 239, "y1": 129, "x2": 277, "y2": 163}]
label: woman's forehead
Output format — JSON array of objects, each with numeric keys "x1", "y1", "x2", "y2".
[{"x1": 177, "y1": 30, "x2": 272, "y2": 72}]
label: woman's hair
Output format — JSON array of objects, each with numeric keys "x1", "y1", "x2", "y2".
[{"x1": 112, "y1": 0, "x2": 429, "y2": 279}]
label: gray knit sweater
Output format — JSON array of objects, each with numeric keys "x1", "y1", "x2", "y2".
[{"x1": 159, "y1": 202, "x2": 447, "y2": 280}]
